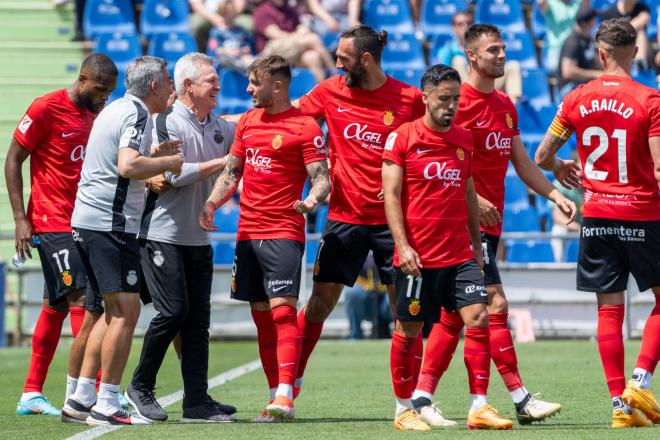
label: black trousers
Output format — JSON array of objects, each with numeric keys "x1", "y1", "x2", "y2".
[{"x1": 131, "y1": 240, "x2": 213, "y2": 408}]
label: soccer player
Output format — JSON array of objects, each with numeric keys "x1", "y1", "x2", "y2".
[
  {"x1": 536, "y1": 18, "x2": 660, "y2": 428},
  {"x1": 125, "y1": 53, "x2": 237, "y2": 423},
  {"x1": 199, "y1": 55, "x2": 330, "y2": 421},
  {"x1": 292, "y1": 24, "x2": 427, "y2": 401},
  {"x1": 383, "y1": 64, "x2": 512, "y2": 431},
  {"x1": 63, "y1": 56, "x2": 183, "y2": 426},
  {"x1": 5, "y1": 54, "x2": 118, "y2": 416},
  {"x1": 412, "y1": 24, "x2": 576, "y2": 426}
]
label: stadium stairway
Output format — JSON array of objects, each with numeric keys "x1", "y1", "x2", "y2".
[{"x1": 0, "y1": 0, "x2": 82, "y2": 260}]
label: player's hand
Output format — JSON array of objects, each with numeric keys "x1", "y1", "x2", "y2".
[
  {"x1": 398, "y1": 244, "x2": 422, "y2": 277},
  {"x1": 199, "y1": 201, "x2": 218, "y2": 231},
  {"x1": 165, "y1": 155, "x2": 184, "y2": 177},
  {"x1": 15, "y1": 217, "x2": 34, "y2": 260},
  {"x1": 478, "y1": 197, "x2": 501, "y2": 227},
  {"x1": 152, "y1": 139, "x2": 183, "y2": 158},
  {"x1": 555, "y1": 196, "x2": 578, "y2": 224},
  {"x1": 147, "y1": 174, "x2": 171, "y2": 193},
  {"x1": 553, "y1": 158, "x2": 581, "y2": 189},
  {"x1": 377, "y1": 188, "x2": 384, "y2": 200},
  {"x1": 293, "y1": 196, "x2": 318, "y2": 214}
]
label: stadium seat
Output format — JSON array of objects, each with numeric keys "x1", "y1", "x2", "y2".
[
  {"x1": 322, "y1": 32, "x2": 340, "y2": 53},
  {"x1": 213, "y1": 240, "x2": 236, "y2": 265},
  {"x1": 517, "y1": 102, "x2": 557, "y2": 145},
  {"x1": 531, "y1": 3, "x2": 546, "y2": 41},
  {"x1": 217, "y1": 69, "x2": 252, "y2": 114},
  {"x1": 474, "y1": 0, "x2": 525, "y2": 33},
  {"x1": 213, "y1": 205, "x2": 240, "y2": 233},
  {"x1": 362, "y1": 0, "x2": 415, "y2": 34},
  {"x1": 420, "y1": 0, "x2": 468, "y2": 40},
  {"x1": 83, "y1": 0, "x2": 136, "y2": 38},
  {"x1": 147, "y1": 32, "x2": 197, "y2": 76},
  {"x1": 141, "y1": 0, "x2": 191, "y2": 38},
  {"x1": 592, "y1": 0, "x2": 617, "y2": 11},
  {"x1": 314, "y1": 203, "x2": 329, "y2": 234},
  {"x1": 385, "y1": 68, "x2": 425, "y2": 87},
  {"x1": 108, "y1": 70, "x2": 126, "y2": 103},
  {"x1": 503, "y1": 205, "x2": 541, "y2": 232},
  {"x1": 534, "y1": 193, "x2": 552, "y2": 231},
  {"x1": 504, "y1": 174, "x2": 529, "y2": 209},
  {"x1": 94, "y1": 32, "x2": 141, "y2": 72},
  {"x1": 521, "y1": 68, "x2": 553, "y2": 109},
  {"x1": 502, "y1": 32, "x2": 538, "y2": 70},
  {"x1": 648, "y1": 3, "x2": 660, "y2": 41},
  {"x1": 631, "y1": 66, "x2": 658, "y2": 89},
  {"x1": 429, "y1": 33, "x2": 455, "y2": 64},
  {"x1": 381, "y1": 33, "x2": 425, "y2": 70},
  {"x1": 290, "y1": 68, "x2": 317, "y2": 100},
  {"x1": 507, "y1": 240, "x2": 555, "y2": 263},
  {"x1": 306, "y1": 239, "x2": 319, "y2": 264},
  {"x1": 563, "y1": 239, "x2": 579, "y2": 263}
]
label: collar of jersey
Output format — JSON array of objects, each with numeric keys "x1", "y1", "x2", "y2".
[
  {"x1": 174, "y1": 100, "x2": 213, "y2": 128},
  {"x1": 124, "y1": 93, "x2": 149, "y2": 112}
]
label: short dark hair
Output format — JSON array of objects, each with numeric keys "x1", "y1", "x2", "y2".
[
  {"x1": 421, "y1": 64, "x2": 461, "y2": 90},
  {"x1": 452, "y1": 11, "x2": 473, "y2": 25},
  {"x1": 248, "y1": 55, "x2": 291, "y2": 82},
  {"x1": 81, "y1": 53, "x2": 118, "y2": 77},
  {"x1": 340, "y1": 25, "x2": 388, "y2": 63},
  {"x1": 464, "y1": 23, "x2": 501, "y2": 47},
  {"x1": 596, "y1": 18, "x2": 637, "y2": 48}
]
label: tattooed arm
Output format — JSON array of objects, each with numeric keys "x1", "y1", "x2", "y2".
[
  {"x1": 535, "y1": 128, "x2": 581, "y2": 189},
  {"x1": 198, "y1": 153, "x2": 245, "y2": 231},
  {"x1": 293, "y1": 159, "x2": 330, "y2": 213}
]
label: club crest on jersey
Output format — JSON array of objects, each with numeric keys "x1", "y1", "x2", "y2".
[
  {"x1": 126, "y1": 270, "x2": 138, "y2": 286},
  {"x1": 505, "y1": 113, "x2": 513, "y2": 129},
  {"x1": 214, "y1": 130, "x2": 224, "y2": 144},
  {"x1": 61, "y1": 271, "x2": 72, "y2": 287},
  {"x1": 409, "y1": 299, "x2": 421, "y2": 316},
  {"x1": 152, "y1": 250, "x2": 164, "y2": 267},
  {"x1": 456, "y1": 148, "x2": 465, "y2": 161},
  {"x1": 383, "y1": 110, "x2": 395, "y2": 126},
  {"x1": 272, "y1": 133, "x2": 283, "y2": 149}
]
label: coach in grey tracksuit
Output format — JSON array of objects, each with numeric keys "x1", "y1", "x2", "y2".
[{"x1": 126, "y1": 53, "x2": 235, "y2": 423}]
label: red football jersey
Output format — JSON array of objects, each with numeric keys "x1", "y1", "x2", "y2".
[
  {"x1": 555, "y1": 75, "x2": 660, "y2": 220},
  {"x1": 298, "y1": 74, "x2": 425, "y2": 225},
  {"x1": 453, "y1": 83, "x2": 520, "y2": 236},
  {"x1": 232, "y1": 107, "x2": 327, "y2": 243},
  {"x1": 383, "y1": 118, "x2": 475, "y2": 268},
  {"x1": 13, "y1": 89, "x2": 95, "y2": 233}
]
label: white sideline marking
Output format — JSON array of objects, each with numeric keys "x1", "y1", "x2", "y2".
[{"x1": 65, "y1": 359, "x2": 261, "y2": 440}]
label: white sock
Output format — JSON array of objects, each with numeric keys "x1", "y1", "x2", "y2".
[
  {"x1": 395, "y1": 397, "x2": 414, "y2": 416},
  {"x1": 275, "y1": 384, "x2": 293, "y2": 400},
  {"x1": 612, "y1": 396, "x2": 631, "y2": 414},
  {"x1": 470, "y1": 394, "x2": 488, "y2": 412},
  {"x1": 411, "y1": 389, "x2": 433, "y2": 402},
  {"x1": 632, "y1": 368, "x2": 652, "y2": 390},
  {"x1": 70, "y1": 376, "x2": 96, "y2": 407},
  {"x1": 65, "y1": 375, "x2": 78, "y2": 403},
  {"x1": 510, "y1": 386, "x2": 529, "y2": 404},
  {"x1": 20, "y1": 392, "x2": 42, "y2": 402},
  {"x1": 94, "y1": 382, "x2": 121, "y2": 415},
  {"x1": 269, "y1": 387, "x2": 277, "y2": 401},
  {"x1": 294, "y1": 377, "x2": 303, "y2": 388}
]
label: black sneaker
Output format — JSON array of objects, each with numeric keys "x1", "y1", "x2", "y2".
[
  {"x1": 124, "y1": 383, "x2": 168, "y2": 421},
  {"x1": 85, "y1": 408, "x2": 151, "y2": 426},
  {"x1": 207, "y1": 395, "x2": 237, "y2": 415},
  {"x1": 182, "y1": 403, "x2": 236, "y2": 423},
  {"x1": 62, "y1": 398, "x2": 94, "y2": 423}
]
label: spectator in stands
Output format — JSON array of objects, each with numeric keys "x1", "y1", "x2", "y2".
[
  {"x1": 344, "y1": 254, "x2": 391, "y2": 339},
  {"x1": 600, "y1": 0, "x2": 650, "y2": 68},
  {"x1": 548, "y1": 152, "x2": 583, "y2": 261},
  {"x1": 306, "y1": 0, "x2": 361, "y2": 35},
  {"x1": 254, "y1": 0, "x2": 336, "y2": 82},
  {"x1": 71, "y1": 0, "x2": 86, "y2": 41},
  {"x1": 432, "y1": 11, "x2": 522, "y2": 102},
  {"x1": 538, "y1": 0, "x2": 590, "y2": 74},
  {"x1": 190, "y1": 0, "x2": 246, "y2": 53},
  {"x1": 206, "y1": 0, "x2": 255, "y2": 70},
  {"x1": 558, "y1": 5, "x2": 601, "y2": 97}
]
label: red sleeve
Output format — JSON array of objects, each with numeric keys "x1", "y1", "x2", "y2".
[
  {"x1": 298, "y1": 79, "x2": 331, "y2": 119},
  {"x1": 647, "y1": 91, "x2": 660, "y2": 137},
  {"x1": 230, "y1": 112, "x2": 249, "y2": 158},
  {"x1": 300, "y1": 118, "x2": 327, "y2": 165},
  {"x1": 410, "y1": 89, "x2": 426, "y2": 120},
  {"x1": 382, "y1": 126, "x2": 407, "y2": 167},
  {"x1": 13, "y1": 96, "x2": 49, "y2": 152}
]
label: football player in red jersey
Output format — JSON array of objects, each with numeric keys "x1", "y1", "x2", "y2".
[
  {"x1": 383, "y1": 64, "x2": 513, "y2": 431},
  {"x1": 199, "y1": 56, "x2": 330, "y2": 421},
  {"x1": 411, "y1": 24, "x2": 576, "y2": 427},
  {"x1": 536, "y1": 18, "x2": 660, "y2": 428},
  {"x1": 5, "y1": 54, "x2": 117, "y2": 416}
]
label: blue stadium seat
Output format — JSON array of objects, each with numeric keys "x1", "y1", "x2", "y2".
[
  {"x1": 429, "y1": 33, "x2": 455, "y2": 64},
  {"x1": 506, "y1": 239, "x2": 555, "y2": 263},
  {"x1": 94, "y1": 32, "x2": 141, "y2": 72},
  {"x1": 521, "y1": 68, "x2": 553, "y2": 109},
  {"x1": 83, "y1": 0, "x2": 136, "y2": 38},
  {"x1": 534, "y1": 193, "x2": 552, "y2": 231},
  {"x1": 213, "y1": 240, "x2": 236, "y2": 265},
  {"x1": 141, "y1": 0, "x2": 190, "y2": 38},
  {"x1": 502, "y1": 32, "x2": 538, "y2": 70},
  {"x1": 217, "y1": 70, "x2": 252, "y2": 114},
  {"x1": 108, "y1": 70, "x2": 126, "y2": 103},
  {"x1": 517, "y1": 102, "x2": 557, "y2": 145},
  {"x1": 631, "y1": 67, "x2": 658, "y2": 89},
  {"x1": 290, "y1": 68, "x2": 317, "y2": 100},
  {"x1": 381, "y1": 33, "x2": 426, "y2": 70},
  {"x1": 648, "y1": 3, "x2": 660, "y2": 41},
  {"x1": 306, "y1": 239, "x2": 319, "y2": 264},
  {"x1": 386, "y1": 68, "x2": 425, "y2": 87},
  {"x1": 503, "y1": 205, "x2": 541, "y2": 232},
  {"x1": 563, "y1": 239, "x2": 579, "y2": 263},
  {"x1": 592, "y1": 0, "x2": 617, "y2": 11},
  {"x1": 475, "y1": 0, "x2": 525, "y2": 33},
  {"x1": 420, "y1": 0, "x2": 468, "y2": 40},
  {"x1": 531, "y1": 3, "x2": 546, "y2": 41},
  {"x1": 314, "y1": 203, "x2": 329, "y2": 234},
  {"x1": 362, "y1": 0, "x2": 415, "y2": 34},
  {"x1": 504, "y1": 174, "x2": 529, "y2": 209},
  {"x1": 213, "y1": 205, "x2": 240, "y2": 233},
  {"x1": 147, "y1": 32, "x2": 197, "y2": 76}
]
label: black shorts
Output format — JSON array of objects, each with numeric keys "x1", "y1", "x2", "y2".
[
  {"x1": 313, "y1": 220, "x2": 394, "y2": 287},
  {"x1": 578, "y1": 218, "x2": 660, "y2": 293},
  {"x1": 480, "y1": 232, "x2": 502, "y2": 286},
  {"x1": 231, "y1": 239, "x2": 304, "y2": 303},
  {"x1": 395, "y1": 259, "x2": 487, "y2": 323},
  {"x1": 72, "y1": 228, "x2": 141, "y2": 296}
]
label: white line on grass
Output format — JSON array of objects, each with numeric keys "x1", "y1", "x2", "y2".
[{"x1": 65, "y1": 359, "x2": 261, "y2": 440}]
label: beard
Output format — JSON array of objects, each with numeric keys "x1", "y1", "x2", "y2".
[{"x1": 344, "y1": 64, "x2": 368, "y2": 88}]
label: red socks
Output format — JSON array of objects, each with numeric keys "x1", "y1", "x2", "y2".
[
  {"x1": 23, "y1": 307, "x2": 66, "y2": 392},
  {"x1": 391, "y1": 332, "x2": 417, "y2": 399},
  {"x1": 296, "y1": 307, "x2": 323, "y2": 380},
  {"x1": 69, "y1": 306, "x2": 85, "y2": 337},
  {"x1": 271, "y1": 306, "x2": 302, "y2": 386},
  {"x1": 251, "y1": 309, "x2": 279, "y2": 389},
  {"x1": 597, "y1": 305, "x2": 626, "y2": 397},
  {"x1": 417, "y1": 309, "x2": 463, "y2": 395},
  {"x1": 636, "y1": 296, "x2": 659, "y2": 374},
  {"x1": 464, "y1": 327, "x2": 491, "y2": 395},
  {"x1": 489, "y1": 312, "x2": 523, "y2": 391},
  {"x1": 411, "y1": 332, "x2": 423, "y2": 389}
]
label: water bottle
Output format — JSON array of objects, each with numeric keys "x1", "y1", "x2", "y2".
[{"x1": 11, "y1": 235, "x2": 40, "y2": 268}]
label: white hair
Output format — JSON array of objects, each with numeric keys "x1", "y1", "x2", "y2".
[
  {"x1": 126, "y1": 56, "x2": 168, "y2": 98},
  {"x1": 174, "y1": 52, "x2": 215, "y2": 96}
]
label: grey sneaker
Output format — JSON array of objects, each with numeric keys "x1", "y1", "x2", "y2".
[
  {"x1": 182, "y1": 403, "x2": 236, "y2": 423},
  {"x1": 124, "y1": 383, "x2": 167, "y2": 422},
  {"x1": 62, "y1": 398, "x2": 94, "y2": 423}
]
